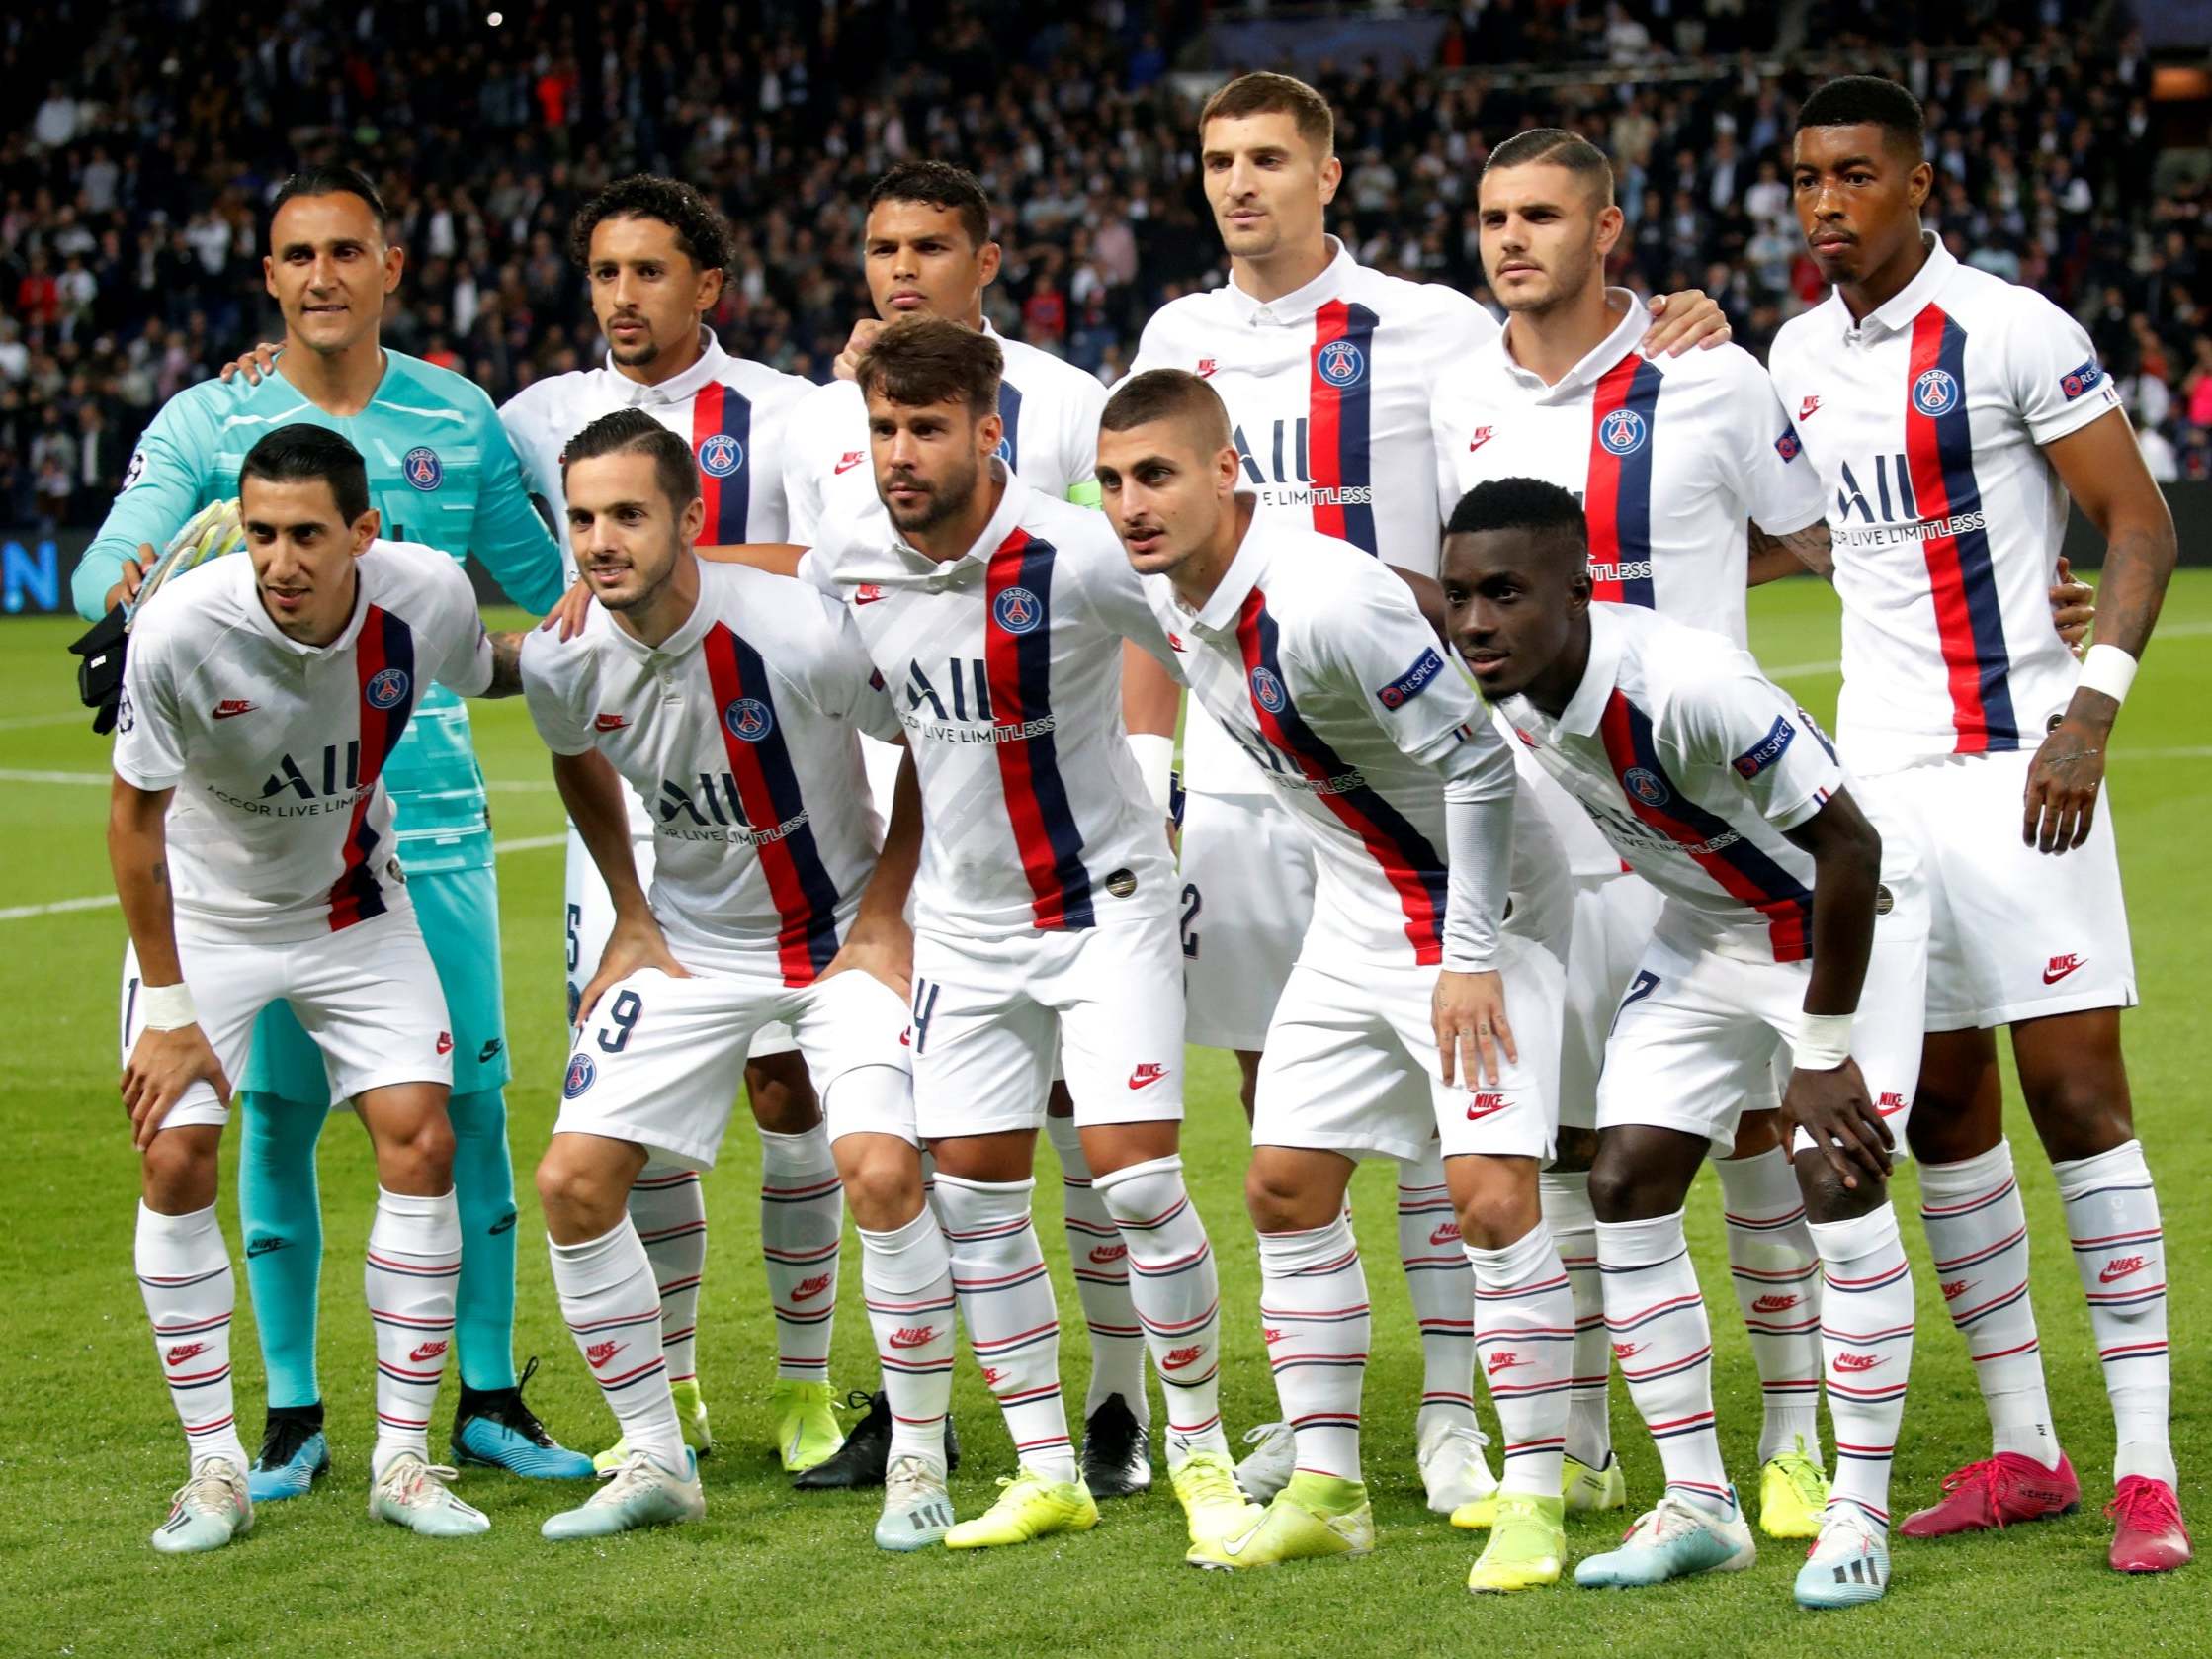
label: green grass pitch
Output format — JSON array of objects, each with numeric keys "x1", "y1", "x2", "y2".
[{"x1": 0, "y1": 576, "x2": 2205, "y2": 1657}]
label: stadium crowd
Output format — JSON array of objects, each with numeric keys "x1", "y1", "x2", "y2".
[{"x1": 0, "y1": 0, "x2": 2198, "y2": 527}]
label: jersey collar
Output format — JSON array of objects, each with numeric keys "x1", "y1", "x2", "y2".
[
  {"x1": 1187, "y1": 494, "x2": 1269, "y2": 637},
  {"x1": 605, "y1": 327, "x2": 730, "y2": 407},
  {"x1": 1496, "y1": 290, "x2": 1650, "y2": 399},
  {"x1": 1222, "y1": 237, "x2": 1356, "y2": 328},
  {"x1": 1826, "y1": 231, "x2": 1955, "y2": 339},
  {"x1": 881, "y1": 460, "x2": 1030, "y2": 580},
  {"x1": 1555, "y1": 602, "x2": 1627, "y2": 737},
  {"x1": 603, "y1": 564, "x2": 716, "y2": 661},
  {"x1": 234, "y1": 541, "x2": 376, "y2": 656}
]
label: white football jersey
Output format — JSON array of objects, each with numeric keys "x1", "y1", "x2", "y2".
[
  {"x1": 1500, "y1": 604, "x2": 1865, "y2": 966},
  {"x1": 1129, "y1": 238, "x2": 1497, "y2": 795},
  {"x1": 1144, "y1": 518, "x2": 1513, "y2": 969},
  {"x1": 500, "y1": 328, "x2": 815, "y2": 581},
  {"x1": 113, "y1": 541, "x2": 492, "y2": 941},
  {"x1": 1435, "y1": 293, "x2": 1825, "y2": 643},
  {"x1": 801, "y1": 466, "x2": 1173, "y2": 937},
  {"x1": 1767, "y1": 234, "x2": 2120, "y2": 772},
  {"x1": 521, "y1": 561, "x2": 900, "y2": 983},
  {"x1": 785, "y1": 320, "x2": 1109, "y2": 543}
]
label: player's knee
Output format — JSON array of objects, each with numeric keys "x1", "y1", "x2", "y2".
[
  {"x1": 534, "y1": 1141, "x2": 625, "y2": 1236},
  {"x1": 376, "y1": 1110, "x2": 456, "y2": 1193},
  {"x1": 745, "y1": 1053, "x2": 821, "y2": 1135},
  {"x1": 1791, "y1": 1152, "x2": 1884, "y2": 1224},
  {"x1": 141, "y1": 1127, "x2": 219, "y2": 1210},
  {"x1": 1585, "y1": 1153, "x2": 1662, "y2": 1224},
  {"x1": 1550, "y1": 1126, "x2": 1599, "y2": 1172},
  {"x1": 2021, "y1": 1067, "x2": 2134, "y2": 1162},
  {"x1": 836, "y1": 1141, "x2": 923, "y2": 1229}
]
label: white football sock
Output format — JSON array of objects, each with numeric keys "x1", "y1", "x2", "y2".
[
  {"x1": 2053, "y1": 1139, "x2": 2173, "y2": 1487},
  {"x1": 1398, "y1": 1153, "x2": 1478, "y2": 1439},
  {"x1": 1809, "y1": 1203, "x2": 1914, "y2": 1528},
  {"x1": 366, "y1": 1186, "x2": 461, "y2": 1477},
  {"x1": 1598, "y1": 1209, "x2": 1732, "y2": 1514},
  {"x1": 550, "y1": 1216, "x2": 684, "y2": 1471},
  {"x1": 136, "y1": 1200, "x2": 250, "y2": 1474},
  {"x1": 1539, "y1": 1168, "x2": 1613, "y2": 1470},
  {"x1": 1258, "y1": 1216, "x2": 1370, "y2": 1484},
  {"x1": 759, "y1": 1125, "x2": 843, "y2": 1384},
  {"x1": 1715, "y1": 1145, "x2": 1825, "y2": 1465},
  {"x1": 935, "y1": 1173, "x2": 1075, "y2": 1482},
  {"x1": 1045, "y1": 1113, "x2": 1148, "y2": 1428},
  {"x1": 859, "y1": 1205, "x2": 958, "y2": 1471},
  {"x1": 1093, "y1": 1153, "x2": 1228, "y2": 1462},
  {"x1": 627, "y1": 1167, "x2": 706, "y2": 1389},
  {"x1": 1467, "y1": 1218, "x2": 1573, "y2": 1498}
]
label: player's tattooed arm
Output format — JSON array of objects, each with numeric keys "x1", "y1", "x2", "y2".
[
  {"x1": 109, "y1": 777, "x2": 230, "y2": 1146},
  {"x1": 1746, "y1": 518, "x2": 1834, "y2": 584},
  {"x1": 485, "y1": 630, "x2": 526, "y2": 698},
  {"x1": 2027, "y1": 409, "x2": 2180, "y2": 853},
  {"x1": 1777, "y1": 786, "x2": 1891, "y2": 1194}
]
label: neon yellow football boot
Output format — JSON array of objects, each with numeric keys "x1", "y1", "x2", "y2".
[
  {"x1": 592, "y1": 1377, "x2": 713, "y2": 1475},
  {"x1": 1170, "y1": 1449, "x2": 1265, "y2": 1549},
  {"x1": 1468, "y1": 1493, "x2": 1567, "y2": 1593},
  {"x1": 771, "y1": 1379, "x2": 845, "y2": 1473},
  {"x1": 1454, "y1": 1451, "x2": 1627, "y2": 1528},
  {"x1": 1187, "y1": 1471, "x2": 1375, "y2": 1569},
  {"x1": 1758, "y1": 1437, "x2": 1829, "y2": 1539},
  {"x1": 943, "y1": 1466, "x2": 1099, "y2": 1549}
]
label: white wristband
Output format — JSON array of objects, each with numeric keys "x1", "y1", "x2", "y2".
[
  {"x1": 139, "y1": 981, "x2": 198, "y2": 1031},
  {"x1": 1793, "y1": 1010, "x2": 1853, "y2": 1072},
  {"x1": 2077, "y1": 643, "x2": 2138, "y2": 706},
  {"x1": 1127, "y1": 731, "x2": 1176, "y2": 816}
]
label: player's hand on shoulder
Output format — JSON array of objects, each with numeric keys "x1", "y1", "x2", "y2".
[
  {"x1": 834, "y1": 318, "x2": 886, "y2": 384},
  {"x1": 2050, "y1": 556, "x2": 2096, "y2": 656},
  {"x1": 576, "y1": 913, "x2": 690, "y2": 1026},
  {"x1": 1781, "y1": 1055, "x2": 1892, "y2": 1192},
  {"x1": 820, "y1": 910, "x2": 914, "y2": 1002},
  {"x1": 1432, "y1": 968, "x2": 1518, "y2": 1088},
  {"x1": 121, "y1": 1024, "x2": 231, "y2": 1150},
  {"x1": 1641, "y1": 290, "x2": 1733, "y2": 356},
  {"x1": 216, "y1": 341, "x2": 283, "y2": 387},
  {"x1": 541, "y1": 576, "x2": 594, "y2": 641}
]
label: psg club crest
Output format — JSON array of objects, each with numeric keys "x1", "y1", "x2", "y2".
[
  {"x1": 563, "y1": 1053, "x2": 597, "y2": 1098},
  {"x1": 723, "y1": 697, "x2": 774, "y2": 742},
  {"x1": 1316, "y1": 340, "x2": 1366, "y2": 389},
  {"x1": 992, "y1": 585, "x2": 1044, "y2": 635},
  {"x1": 1621, "y1": 765, "x2": 1670, "y2": 808},
  {"x1": 992, "y1": 434, "x2": 1014, "y2": 463},
  {"x1": 1598, "y1": 407, "x2": 1649, "y2": 456},
  {"x1": 1249, "y1": 665, "x2": 1288, "y2": 714},
  {"x1": 1913, "y1": 368, "x2": 1959, "y2": 417},
  {"x1": 365, "y1": 667, "x2": 412, "y2": 710},
  {"x1": 1774, "y1": 426, "x2": 1802, "y2": 462},
  {"x1": 402, "y1": 446, "x2": 443, "y2": 491},
  {"x1": 698, "y1": 433, "x2": 744, "y2": 478}
]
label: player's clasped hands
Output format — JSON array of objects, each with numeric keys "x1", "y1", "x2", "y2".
[
  {"x1": 1431, "y1": 968, "x2": 1517, "y2": 1089},
  {"x1": 120, "y1": 1023, "x2": 231, "y2": 1150},
  {"x1": 1780, "y1": 1055, "x2": 1893, "y2": 1192}
]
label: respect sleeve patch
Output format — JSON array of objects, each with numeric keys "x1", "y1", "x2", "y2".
[
  {"x1": 2061, "y1": 359, "x2": 2106, "y2": 401},
  {"x1": 1733, "y1": 714, "x2": 1797, "y2": 778},
  {"x1": 1377, "y1": 647, "x2": 1446, "y2": 710}
]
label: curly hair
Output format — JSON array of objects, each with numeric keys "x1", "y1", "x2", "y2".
[{"x1": 566, "y1": 174, "x2": 733, "y2": 272}]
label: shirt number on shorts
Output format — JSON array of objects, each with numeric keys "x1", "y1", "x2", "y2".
[
  {"x1": 908, "y1": 978, "x2": 940, "y2": 1056},
  {"x1": 595, "y1": 989, "x2": 643, "y2": 1054},
  {"x1": 1611, "y1": 969, "x2": 1660, "y2": 1035},
  {"x1": 1179, "y1": 882, "x2": 1202, "y2": 961},
  {"x1": 565, "y1": 904, "x2": 581, "y2": 973}
]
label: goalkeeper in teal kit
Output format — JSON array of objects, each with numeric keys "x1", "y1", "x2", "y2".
[{"x1": 75, "y1": 166, "x2": 591, "y2": 1494}]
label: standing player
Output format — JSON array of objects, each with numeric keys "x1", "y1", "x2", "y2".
[
  {"x1": 1432, "y1": 128, "x2": 1840, "y2": 1536},
  {"x1": 1128, "y1": 69, "x2": 1729, "y2": 1514},
  {"x1": 1770, "y1": 77, "x2": 2186, "y2": 1572},
  {"x1": 518, "y1": 411, "x2": 962, "y2": 1547},
  {"x1": 1099, "y1": 372, "x2": 1574, "y2": 1593},
  {"x1": 783, "y1": 158, "x2": 1176, "y2": 1496},
  {"x1": 801, "y1": 316, "x2": 1255, "y2": 1555},
  {"x1": 112, "y1": 425, "x2": 513, "y2": 1550},
  {"x1": 499, "y1": 176, "x2": 843, "y2": 1477},
  {"x1": 1442, "y1": 478, "x2": 1928, "y2": 1608},
  {"x1": 75, "y1": 166, "x2": 586, "y2": 1499}
]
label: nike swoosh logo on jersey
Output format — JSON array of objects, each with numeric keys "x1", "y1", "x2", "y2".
[
  {"x1": 834, "y1": 451, "x2": 866, "y2": 475},
  {"x1": 212, "y1": 699, "x2": 256, "y2": 720}
]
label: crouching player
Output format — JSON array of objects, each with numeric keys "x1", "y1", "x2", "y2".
[
  {"x1": 1098, "y1": 371, "x2": 1572, "y2": 1592},
  {"x1": 1442, "y1": 478, "x2": 1927, "y2": 1608},
  {"x1": 520, "y1": 410, "x2": 951, "y2": 1547},
  {"x1": 113, "y1": 424, "x2": 510, "y2": 1551}
]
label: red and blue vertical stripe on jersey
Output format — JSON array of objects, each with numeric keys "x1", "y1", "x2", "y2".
[
  {"x1": 1596, "y1": 689, "x2": 1814, "y2": 963},
  {"x1": 701, "y1": 621, "x2": 844, "y2": 985},
  {"x1": 1309, "y1": 299, "x2": 1380, "y2": 555},
  {"x1": 691, "y1": 382, "x2": 753, "y2": 546},
  {"x1": 984, "y1": 527, "x2": 1094, "y2": 930},
  {"x1": 329, "y1": 605, "x2": 415, "y2": 930},
  {"x1": 1235, "y1": 587, "x2": 1447, "y2": 963},
  {"x1": 1904, "y1": 306, "x2": 2018, "y2": 752},
  {"x1": 1585, "y1": 351, "x2": 1664, "y2": 608}
]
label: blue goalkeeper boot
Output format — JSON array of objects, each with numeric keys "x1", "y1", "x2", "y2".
[
  {"x1": 247, "y1": 1404, "x2": 331, "y2": 1503},
  {"x1": 450, "y1": 1356, "x2": 595, "y2": 1479}
]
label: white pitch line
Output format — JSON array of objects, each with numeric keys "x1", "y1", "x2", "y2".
[
  {"x1": 0, "y1": 831, "x2": 566, "y2": 921},
  {"x1": 0, "y1": 710, "x2": 100, "y2": 733},
  {"x1": 0, "y1": 768, "x2": 555, "y2": 792}
]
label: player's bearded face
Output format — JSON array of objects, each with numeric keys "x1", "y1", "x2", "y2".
[
  {"x1": 565, "y1": 453, "x2": 692, "y2": 610},
  {"x1": 869, "y1": 395, "x2": 992, "y2": 537},
  {"x1": 240, "y1": 477, "x2": 377, "y2": 645},
  {"x1": 1480, "y1": 166, "x2": 1608, "y2": 316},
  {"x1": 1202, "y1": 114, "x2": 1339, "y2": 263},
  {"x1": 587, "y1": 215, "x2": 721, "y2": 370},
  {"x1": 1439, "y1": 529, "x2": 1581, "y2": 702},
  {"x1": 264, "y1": 192, "x2": 401, "y2": 356}
]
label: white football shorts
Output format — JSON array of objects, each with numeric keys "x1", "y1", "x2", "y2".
[
  {"x1": 554, "y1": 958, "x2": 913, "y2": 1170},
  {"x1": 122, "y1": 909, "x2": 453, "y2": 1132},
  {"x1": 1254, "y1": 932, "x2": 1564, "y2": 1166},
  {"x1": 1178, "y1": 788, "x2": 1316, "y2": 1052}
]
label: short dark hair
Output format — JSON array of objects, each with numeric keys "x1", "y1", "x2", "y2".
[
  {"x1": 270, "y1": 165, "x2": 388, "y2": 231},
  {"x1": 1101, "y1": 369, "x2": 1233, "y2": 450},
  {"x1": 867, "y1": 160, "x2": 993, "y2": 249},
  {"x1": 560, "y1": 408, "x2": 700, "y2": 511},
  {"x1": 1446, "y1": 477, "x2": 1588, "y2": 553},
  {"x1": 1199, "y1": 71, "x2": 1335, "y2": 157},
  {"x1": 855, "y1": 316, "x2": 1002, "y2": 419},
  {"x1": 566, "y1": 174, "x2": 733, "y2": 273},
  {"x1": 239, "y1": 424, "x2": 372, "y2": 523},
  {"x1": 1797, "y1": 76, "x2": 1926, "y2": 159},
  {"x1": 1483, "y1": 128, "x2": 1615, "y2": 206}
]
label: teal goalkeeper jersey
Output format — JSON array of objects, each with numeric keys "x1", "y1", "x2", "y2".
[{"x1": 74, "y1": 350, "x2": 566, "y2": 870}]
